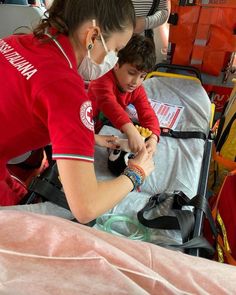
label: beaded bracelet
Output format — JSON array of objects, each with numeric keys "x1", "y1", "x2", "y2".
[
  {"x1": 122, "y1": 166, "x2": 144, "y2": 191},
  {"x1": 128, "y1": 163, "x2": 146, "y2": 180}
]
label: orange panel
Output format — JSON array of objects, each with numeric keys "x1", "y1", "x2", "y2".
[
  {"x1": 202, "y1": 51, "x2": 226, "y2": 76},
  {"x1": 177, "y1": 6, "x2": 200, "y2": 24},
  {"x1": 169, "y1": 24, "x2": 197, "y2": 44},
  {"x1": 169, "y1": 1, "x2": 236, "y2": 76},
  {"x1": 207, "y1": 26, "x2": 236, "y2": 51},
  {"x1": 213, "y1": 8, "x2": 236, "y2": 29},
  {"x1": 199, "y1": 0, "x2": 236, "y2": 9},
  {"x1": 172, "y1": 45, "x2": 193, "y2": 65},
  {"x1": 195, "y1": 24, "x2": 210, "y2": 40},
  {"x1": 191, "y1": 45, "x2": 205, "y2": 61},
  {"x1": 199, "y1": 7, "x2": 219, "y2": 24}
]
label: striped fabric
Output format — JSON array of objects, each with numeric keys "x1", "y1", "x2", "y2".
[
  {"x1": 53, "y1": 154, "x2": 94, "y2": 163},
  {"x1": 132, "y1": 0, "x2": 169, "y2": 29}
]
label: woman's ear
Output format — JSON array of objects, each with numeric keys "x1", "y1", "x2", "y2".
[{"x1": 85, "y1": 25, "x2": 101, "y2": 50}]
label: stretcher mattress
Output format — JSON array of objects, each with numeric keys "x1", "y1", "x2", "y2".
[{"x1": 94, "y1": 76, "x2": 211, "y2": 244}]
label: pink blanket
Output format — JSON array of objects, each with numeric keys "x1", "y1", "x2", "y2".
[{"x1": 0, "y1": 210, "x2": 235, "y2": 294}]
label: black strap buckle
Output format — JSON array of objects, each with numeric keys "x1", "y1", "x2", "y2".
[
  {"x1": 146, "y1": 193, "x2": 171, "y2": 211},
  {"x1": 161, "y1": 128, "x2": 172, "y2": 136}
]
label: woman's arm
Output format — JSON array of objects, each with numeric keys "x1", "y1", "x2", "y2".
[
  {"x1": 57, "y1": 147, "x2": 154, "y2": 223},
  {"x1": 145, "y1": 0, "x2": 169, "y2": 30}
]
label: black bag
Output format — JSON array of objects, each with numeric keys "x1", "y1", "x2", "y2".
[
  {"x1": 137, "y1": 191, "x2": 217, "y2": 255},
  {"x1": 23, "y1": 162, "x2": 96, "y2": 225},
  {"x1": 24, "y1": 162, "x2": 70, "y2": 209}
]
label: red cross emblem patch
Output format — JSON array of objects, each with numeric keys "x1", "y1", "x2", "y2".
[{"x1": 80, "y1": 101, "x2": 94, "y2": 131}]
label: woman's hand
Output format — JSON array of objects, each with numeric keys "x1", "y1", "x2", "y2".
[
  {"x1": 128, "y1": 146, "x2": 155, "y2": 178},
  {"x1": 95, "y1": 134, "x2": 119, "y2": 149}
]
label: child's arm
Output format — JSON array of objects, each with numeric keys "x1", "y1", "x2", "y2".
[
  {"x1": 132, "y1": 86, "x2": 160, "y2": 139},
  {"x1": 145, "y1": 134, "x2": 158, "y2": 156}
]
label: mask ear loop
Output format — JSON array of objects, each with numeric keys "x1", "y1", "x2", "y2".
[
  {"x1": 99, "y1": 34, "x2": 108, "y2": 53},
  {"x1": 91, "y1": 19, "x2": 109, "y2": 53}
]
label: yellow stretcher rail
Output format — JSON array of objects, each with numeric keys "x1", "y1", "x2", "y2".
[{"x1": 145, "y1": 71, "x2": 201, "y2": 84}]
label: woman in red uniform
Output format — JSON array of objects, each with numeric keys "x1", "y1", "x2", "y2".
[{"x1": 0, "y1": 0, "x2": 154, "y2": 223}]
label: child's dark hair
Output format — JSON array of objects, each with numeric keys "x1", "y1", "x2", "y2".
[
  {"x1": 118, "y1": 34, "x2": 156, "y2": 72},
  {"x1": 33, "y1": 0, "x2": 135, "y2": 40}
]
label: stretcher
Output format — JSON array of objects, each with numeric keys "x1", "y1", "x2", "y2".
[{"x1": 94, "y1": 64, "x2": 214, "y2": 256}]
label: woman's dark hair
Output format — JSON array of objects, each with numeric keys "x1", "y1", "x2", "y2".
[
  {"x1": 34, "y1": 0, "x2": 135, "y2": 39},
  {"x1": 118, "y1": 34, "x2": 156, "y2": 72}
]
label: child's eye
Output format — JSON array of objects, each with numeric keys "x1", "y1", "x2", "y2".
[{"x1": 128, "y1": 71, "x2": 136, "y2": 75}]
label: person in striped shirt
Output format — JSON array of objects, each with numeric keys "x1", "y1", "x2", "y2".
[{"x1": 132, "y1": 0, "x2": 169, "y2": 34}]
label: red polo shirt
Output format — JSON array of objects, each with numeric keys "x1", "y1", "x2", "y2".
[{"x1": 0, "y1": 33, "x2": 95, "y2": 205}]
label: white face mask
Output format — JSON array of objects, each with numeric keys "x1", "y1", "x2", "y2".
[{"x1": 78, "y1": 22, "x2": 118, "y2": 81}]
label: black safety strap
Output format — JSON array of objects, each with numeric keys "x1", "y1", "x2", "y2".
[
  {"x1": 161, "y1": 128, "x2": 206, "y2": 140},
  {"x1": 137, "y1": 192, "x2": 195, "y2": 242},
  {"x1": 156, "y1": 236, "x2": 215, "y2": 255},
  {"x1": 137, "y1": 191, "x2": 217, "y2": 243},
  {"x1": 187, "y1": 194, "x2": 218, "y2": 238},
  {"x1": 28, "y1": 177, "x2": 69, "y2": 210},
  {"x1": 27, "y1": 162, "x2": 70, "y2": 210}
]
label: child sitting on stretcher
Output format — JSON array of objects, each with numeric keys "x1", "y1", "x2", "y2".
[{"x1": 88, "y1": 34, "x2": 160, "y2": 156}]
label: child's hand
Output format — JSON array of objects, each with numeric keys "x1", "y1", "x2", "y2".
[
  {"x1": 122, "y1": 122, "x2": 145, "y2": 153},
  {"x1": 145, "y1": 136, "x2": 157, "y2": 157},
  {"x1": 127, "y1": 131, "x2": 145, "y2": 153}
]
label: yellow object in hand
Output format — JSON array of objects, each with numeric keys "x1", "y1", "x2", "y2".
[{"x1": 135, "y1": 125, "x2": 152, "y2": 138}]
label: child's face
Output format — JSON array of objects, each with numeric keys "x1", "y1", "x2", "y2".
[{"x1": 114, "y1": 63, "x2": 147, "y2": 92}]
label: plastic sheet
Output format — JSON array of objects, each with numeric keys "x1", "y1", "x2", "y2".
[{"x1": 0, "y1": 210, "x2": 236, "y2": 295}]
